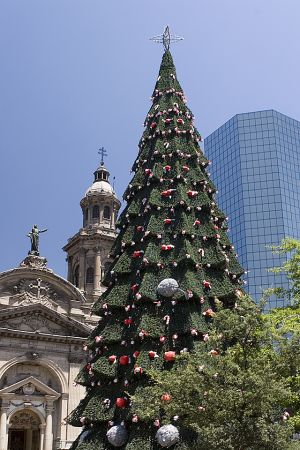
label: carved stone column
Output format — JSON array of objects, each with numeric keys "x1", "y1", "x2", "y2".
[
  {"x1": 78, "y1": 249, "x2": 86, "y2": 291},
  {"x1": 0, "y1": 402, "x2": 9, "y2": 450},
  {"x1": 60, "y1": 393, "x2": 69, "y2": 443},
  {"x1": 67, "y1": 256, "x2": 72, "y2": 282},
  {"x1": 44, "y1": 399, "x2": 54, "y2": 450},
  {"x1": 93, "y1": 247, "x2": 101, "y2": 291}
]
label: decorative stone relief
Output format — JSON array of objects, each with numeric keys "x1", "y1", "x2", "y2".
[
  {"x1": 9, "y1": 410, "x2": 41, "y2": 429},
  {"x1": 13, "y1": 278, "x2": 57, "y2": 301},
  {"x1": 19, "y1": 255, "x2": 48, "y2": 270},
  {"x1": 22, "y1": 383, "x2": 35, "y2": 395},
  {"x1": 1, "y1": 313, "x2": 73, "y2": 336}
]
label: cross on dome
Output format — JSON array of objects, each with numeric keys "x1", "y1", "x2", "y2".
[{"x1": 98, "y1": 147, "x2": 108, "y2": 166}]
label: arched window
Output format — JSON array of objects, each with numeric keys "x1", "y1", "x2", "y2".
[
  {"x1": 85, "y1": 208, "x2": 89, "y2": 221},
  {"x1": 86, "y1": 267, "x2": 94, "y2": 284},
  {"x1": 103, "y1": 205, "x2": 111, "y2": 219},
  {"x1": 92, "y1": 205, "x2": 100, "y2": 219},
  {"x1": 73, "y1": 265, "x2": 79, "y2": 287}
]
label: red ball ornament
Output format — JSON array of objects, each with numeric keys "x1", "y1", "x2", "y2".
[
  {"x1": 161, "y1": 189, "x2": 176, "y2": 198},
  {"x1": 164, "y1": 218, "x2": 172, "y2": 225},
  {"x1": 150, "y1": 122, "x2": 157, "y2": 129},
  {"x1": 139, "y1": 329, "x2": 149, "y2": 338},
  {"x1": 108, "y1": 355, "x2": 117, "y2": 364},
  {"x1": 161, "y1": 244, "x2": 174, "y2": 251},
  {"x1": 182, "y1": 165, "x2": 189, "y2": 172},
  {"x1": 131, "y1": 284, "x2": 139, "y2": 292},
  {"x1": 203, "y1": 280, "x2": 211, "y2": 290},
  {"x1": 164, "y1": 165, "x2": 171, "y2": 172},
  {"x1": 134, "y1": 366, "x2": 143, "y2": 375},
  {"x1": 133, "y1": 351, "x2": 140, "y2": 359},
  {"x1": 148, "y1": 351, "x2": 158, "y2": 360},
  {"x1": 161, "y1": 393, "x2": 171, "y2": 402},
  {"x1": 132, "y1": 250, "x2": 144, "y2": 258},
  {"x1": 119, "y1": 355, "x2": 130, "y2": 365},
  {"x1": 124, "y1": 317, "x2": 133, "y2": 326},
  {"x1": 187, "y1": 190, "x2": 199, "y2": 198},
  {"x1": 116, "y1": 397, "x2": 128, "y2": 408},
  {"x1": 136, "y1": 226, "x2": 144, "y2": 232},
  {"x1": 164, "y1": 351, "x2": 176, "y2": 362},
  {"x1": 194, "y1": 219, "x2": 201, "y2": 226}
]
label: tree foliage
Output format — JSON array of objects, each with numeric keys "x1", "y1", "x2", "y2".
[
  {"x1": 263, "y1": 238, "x2": 300, "y2": 437},
  {"x1": 68, "y1": 49, "x2": 246, "y2": 449},
  {"x1": 132, "y1": 295, "x2": 294, "y2": 449},
  {"x1": 265, "y1": 237, "x2": 300, "y2": 305}
]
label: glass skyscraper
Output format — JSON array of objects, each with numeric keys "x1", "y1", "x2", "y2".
[{"x1": 205, "y1": 110, "x2": 300, "y2": 307}]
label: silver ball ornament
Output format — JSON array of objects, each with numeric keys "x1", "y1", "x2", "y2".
[
  {"x1": 106, "y1": 425, "x2": 128, "y2": 447},
  {"x1": 157, "y1": 278, "x2": 179, "y2": 297},
  {"x1": 156, "y1": 424, "x2": 180, "y2": 447}
]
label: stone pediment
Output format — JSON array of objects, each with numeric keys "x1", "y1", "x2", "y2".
[
  {"x1": 0, "y1": 376, "x2": 60, "y2": 398},
  {"x1": 0, "y1": 267, "x2": 86, "y2": 307},
  {"x1": 0, "y1": 303, "x2": 90, "y2": 338}
]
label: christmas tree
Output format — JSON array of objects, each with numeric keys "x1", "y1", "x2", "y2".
[{"x1": 68, "y1": 30, "x2": 245, "y2": 449}]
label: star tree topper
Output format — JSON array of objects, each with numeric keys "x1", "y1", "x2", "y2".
[{"x1": 150, "y1": 26, "x2": 184, "y2": 51}]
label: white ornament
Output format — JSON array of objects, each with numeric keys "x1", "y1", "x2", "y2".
[
  {"x1": 157, "y1": 279, "x2": 179, "y2": 297},
  {"x1": 106, "y1": 425, "x2": 128, "y2": 447},
  {"x1": 156, "y1": 424, "x2": 179, "y2": 448}
]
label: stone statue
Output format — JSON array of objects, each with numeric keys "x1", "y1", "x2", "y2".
[{"x1": 27, "y1": 225, "x2": 47, "y2": 256}]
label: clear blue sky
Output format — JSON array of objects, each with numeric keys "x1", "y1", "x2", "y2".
[{"x1": 1, "y1": 0, "x2": 300, "y2": 276}]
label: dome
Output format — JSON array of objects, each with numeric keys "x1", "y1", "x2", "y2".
[
  {"x1": 84, "y1": 163, "x2": 117, "y2": 198},
  {"x1": 85, "y1": 180, "x2": 115, "y2": 196}
]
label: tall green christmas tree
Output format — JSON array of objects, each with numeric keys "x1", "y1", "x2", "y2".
[{"x1": 68, "y1": 29, "x2": 245, "y2": 449}]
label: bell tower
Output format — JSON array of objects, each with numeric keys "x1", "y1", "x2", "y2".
[{"x1": 63, "y1": 156, "x2": 121, "y2": 302}]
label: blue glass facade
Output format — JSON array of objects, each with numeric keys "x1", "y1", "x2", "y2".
[{"x1": 205, "y1": 110, "x2": 300, "y2": 307}]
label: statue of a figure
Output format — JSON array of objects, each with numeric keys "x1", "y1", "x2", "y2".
[{"x1": 27, "y1": 225, "x2": 47, "y2": 256}]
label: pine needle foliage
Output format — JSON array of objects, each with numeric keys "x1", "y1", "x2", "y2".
[{"x1": 68, "y1": 49, "x2": 246, "y2": 449}]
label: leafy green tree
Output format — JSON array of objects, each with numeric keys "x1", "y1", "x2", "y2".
[
  {"x1": 132, "y1": 295, "x2": 293, "y2": 450},
  {"x1": 264, "y1": 238, "x2": 300, "y2": 436},
  {"x1": 67, "y1": 49, "x2": 245, "y2": 449},
  {"x1": 264, "y1": 237, "x2": 300, "y2": 305}
]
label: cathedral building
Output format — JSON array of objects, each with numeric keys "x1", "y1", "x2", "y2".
[{"x1": 0, "y1": 160, "x2": 120, "y2": 450}]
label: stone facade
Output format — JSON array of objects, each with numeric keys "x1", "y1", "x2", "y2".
[
  {"x1": 0, "y1": 162, "x2": 120, "y2": 450},
  {"x1": 0, "y1": 255, "x2": 90, "y2": 450}
]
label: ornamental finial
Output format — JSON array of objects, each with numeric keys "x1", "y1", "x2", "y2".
[{"x1": 150, "y1": 26, "x2": 183, "y2": 51}]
